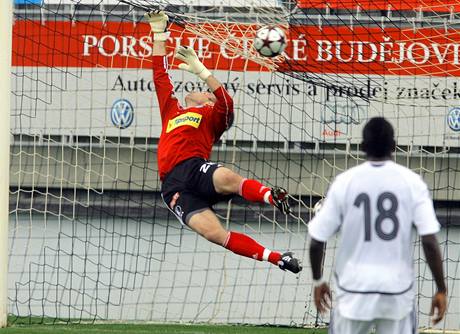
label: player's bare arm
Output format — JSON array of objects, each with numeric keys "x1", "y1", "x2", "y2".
[
  {"x1": 152, "y1": 40, "x2": 166, "y2": 56},
  {"x1": 147, "y1": 10, "x2": 180, "y2": 121},
  {"x1": 309, "y1": 238, "x2": 331, "y2": 314},
  {"x1": 422, "y1": 234, "x2": 447, "y2": 324}
]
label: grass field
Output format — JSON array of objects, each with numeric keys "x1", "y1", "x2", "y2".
[{"x1": 4, "y1": 323, "x2": 328, "y2": 334}]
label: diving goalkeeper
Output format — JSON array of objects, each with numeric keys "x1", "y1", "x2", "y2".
[{"x1": 146, "y1": 11, "x2": 301, "y2": 274}]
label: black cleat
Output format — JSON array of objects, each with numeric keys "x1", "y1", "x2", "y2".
[
  {"x1": 278, "y1": 252, "x2": 302, "y2": 274},
  {"x1": 271, "y1": 187, "x2": 291, "y2": 214}
]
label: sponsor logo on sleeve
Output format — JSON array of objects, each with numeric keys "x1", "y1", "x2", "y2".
[{"x1": 166, "y1": 112, "x2": 202, "y2": 133}]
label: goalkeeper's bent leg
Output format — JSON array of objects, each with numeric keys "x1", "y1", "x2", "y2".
[
  {"x1": 238, "y1": 178, "x2": 274, "y2": 205},
  {"x1": 212, "y1": 168, "x2": 291, "y2": 214},
  {"x1": 212, "y1": 168, "x2": 274, "y2": 205},
  {"x1": 223, "y1": 231, "x2": 281, "y2": 265}
]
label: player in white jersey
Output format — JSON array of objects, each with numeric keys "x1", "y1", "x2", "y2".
[{"x1": 308, "y1": 117, "x2": 447, "y2": 334}]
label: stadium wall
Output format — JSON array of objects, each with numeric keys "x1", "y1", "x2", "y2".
[{"x1": 9, "y1": 142, "x2": 460, "y2": 202}]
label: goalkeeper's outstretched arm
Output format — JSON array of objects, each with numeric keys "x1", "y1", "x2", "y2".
[
  {"x1": 152, "y1": 40, "x2": 166, "y2": 56},
  {"x1": 176, "y1": 46, "x2": 234, "y2": 133},
  {"x1": 175, "y1": 46, "x2": 221, "y2": 91},
  {"x1": 146, "y1": 11, "x2": 168, "y2": 56},
  {"x1": 146, "y1": 11, "x2": 178, "y2": 119}
]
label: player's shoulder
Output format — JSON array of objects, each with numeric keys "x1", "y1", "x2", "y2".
[
  {"x1": 327, "y1": 164, "x2": 363, "y2": 192},
  {"x1": 334, "y1": 160, "x2": 419, "y2": 182},
  {"x1": 388, "y1": 161, "x2": 425, "y2": 185},
  {"x1": 333, "y1": 162, "x2": 368, "y2": 183},
  {"x1": 378, "y1": 162, "x2": 429, "y2": 198}
]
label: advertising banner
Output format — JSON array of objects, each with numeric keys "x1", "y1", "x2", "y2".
[
  {"x1": 13, "y1": 21, "x2": 460, "y2": 76},
  {"x1": 11, "y1": 20, "x2": 460, "y2": 147},
  {"x1": 297, "y1": 0, "x2": 458, "y2": 12},
  {"x1": 15, "y1": 0, "x2": 42, "y2": 4}
]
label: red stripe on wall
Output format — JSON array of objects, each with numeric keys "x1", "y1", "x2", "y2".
[{"x1": 13, "y1": 20, "x2": 460, "y2": 76}]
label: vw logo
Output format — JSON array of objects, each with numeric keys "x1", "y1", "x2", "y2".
[
  {"x1": 447, "y1": 107, "x2": 460, "y2": 132},
  {"x1": 111, "y1": 99, "x2": 134, "y2": 129}
]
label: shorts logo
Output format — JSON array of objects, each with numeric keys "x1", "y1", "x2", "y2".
[
  {"x1": 166, "y1": 112, "x2": 202, "y2": 133},
  {"x1": 174, "y1": 205, "x2": 184, "y2": 218},
  {"x1": 447, "y1": 107, "x2": 460, "y2": 132},
  {"x1": 200, "y1": 162, "x2": 216, "y2": 174}
]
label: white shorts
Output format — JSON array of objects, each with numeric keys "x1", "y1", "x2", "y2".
[{"x1": 329, "y1": 307, "x2": 418, "y2": 334}]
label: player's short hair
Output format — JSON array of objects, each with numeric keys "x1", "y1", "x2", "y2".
[{"x1": 361, "y1": 117, "x2": 396, "y2": 158}]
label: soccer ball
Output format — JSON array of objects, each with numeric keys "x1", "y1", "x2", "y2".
[{"x1": 253, "y1": 26, "x2": 287, "y2": 58}]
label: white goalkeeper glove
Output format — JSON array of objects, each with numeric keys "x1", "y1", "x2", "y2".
[
  {"x1": 144, "y1": 10, "x2": 169, "y2": 41},
  {"x1": 175, "y1": 46, "x2": 212, "y2": 81}
]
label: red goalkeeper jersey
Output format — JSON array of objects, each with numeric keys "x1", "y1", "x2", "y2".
[{"x1": 153, "y1": 56, "x2": 234, "y2": 180}]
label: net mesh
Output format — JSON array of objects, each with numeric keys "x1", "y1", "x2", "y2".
[
  {"x1": 121, "y1": 0, "x2": 291, "y2": 70},
  {"x1": 8, "y1": 0, "x2": 460, "y2": 331}
]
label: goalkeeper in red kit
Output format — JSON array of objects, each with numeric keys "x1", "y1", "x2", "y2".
[{"x1": 146, "y1": 11, "x2": 301, "y2": 274}]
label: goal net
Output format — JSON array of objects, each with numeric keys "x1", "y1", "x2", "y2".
[{"x1": 8, "y1": 0, "x2": 460, "y2": 331}]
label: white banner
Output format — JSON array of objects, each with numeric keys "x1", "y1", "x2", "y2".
[{"x1": 11, "y1": 67, "x2": 460, "y2": 147}]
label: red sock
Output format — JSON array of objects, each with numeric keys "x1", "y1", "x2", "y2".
[
  {"x1": 239, "y1": 179, "x2": 273, "y2": 205},
  {"x1": 223, "y1": 231, "x2": 281, "y2": 265}
]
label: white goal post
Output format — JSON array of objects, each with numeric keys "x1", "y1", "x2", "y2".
[{"x1": 0, "y1": 0, "x2": 13, "y2": 328}]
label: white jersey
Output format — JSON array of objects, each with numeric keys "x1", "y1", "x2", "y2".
[{"x1": 308, "y1": 160, "x2": 440, "y2": 321}]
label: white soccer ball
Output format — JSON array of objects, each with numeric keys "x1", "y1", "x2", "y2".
[{"x1": 253, "y1": 26, "x2": 287, "y2": 58}]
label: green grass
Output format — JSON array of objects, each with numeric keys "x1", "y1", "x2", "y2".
[{"x1": 4, "y1": 323, "x2": 328, "y2": 334}]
